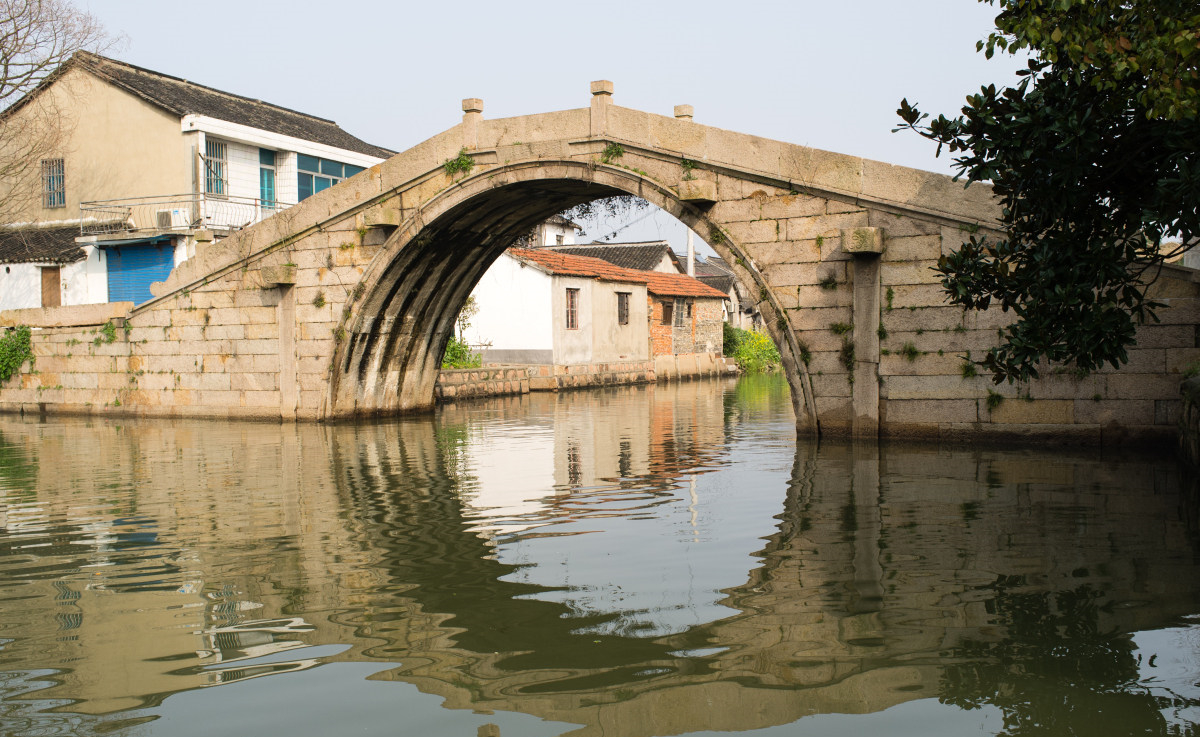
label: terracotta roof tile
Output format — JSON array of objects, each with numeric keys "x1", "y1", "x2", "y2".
[{"x1": 509, "y1": 248, "x2": 726, "y2": 299}]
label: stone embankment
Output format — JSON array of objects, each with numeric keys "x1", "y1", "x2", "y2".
[
  {"x1": 1179, "y1": 377, "x2": 1200, "y2": 465},
  {"x1": 434, "y1": 356, "x2": 735, "y2": 403}
]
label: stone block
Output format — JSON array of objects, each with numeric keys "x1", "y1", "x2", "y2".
[
  {"x1": 199, "y1": 373, "x2": 232, "y2": 391},
  {"x1": 726, "y1": 219, "x2": 780, "y2": 244},
  {"x1": 841, "y1": 227, "x2": 884, "y2": 255},
  {"x1": 881, "y1": 262, "x2": 940, "y2": 287},
  {"x1": 988, "y1": 399, "x2": 1073, "y2": 424},
  {"x1": 231, "y1": 373, "x2": 279, "y2": 391},
  {"x1": 678, "y1": 179, "x2": 717, "y2": 206},
  {"x1": 883, "y1": 398, "x2": 980, "y2": 425},
  {"x1": 785, "y1": 213, "x2": 868, "y2": 243},
  {"x1": 261, "y1": 264, "x2": 296, "y2": 286},
  {"x1": 1104, "y1": 373, "x2": 1184, "y2": 400},
  {"x1": 885, "y1": 374, "x2": 1011, "y2": 400},
  {"x1": 241, "y1": 390, "x2": 280, "y2": 407},
  {"x1": 1132, "y1": 324, "x2": 1194, "y2": 349},
  {"x1": 1166, "y1": 347, "x2": 1200, "y2": 373},
  {"x1": 882, "y1": 235, "x2": 940, "y2": 262},
  {"x1": 0, "y1": 302, "x2": 134, "y2": 328}
]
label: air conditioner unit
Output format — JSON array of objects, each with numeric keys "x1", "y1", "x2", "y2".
[{"x1": 155, "y1": 208, "x2": 188, "y2": 230}]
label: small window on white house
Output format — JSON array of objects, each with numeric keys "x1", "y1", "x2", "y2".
[
  {"x1": 42, "y1": 159, "x2": 65, "y2": 208},
  {"x1": 556, "y1": 234, "x2": 565, "y2": 245},
  {"x1": 617, "y1": 292, "x2": 630, "y2": 325},
  {"x1": 566, "y1": 288, "x2": 580, "y2": 330},
  {"x1": 204, "y1": 140, "x2": 228, "y2": 198}
]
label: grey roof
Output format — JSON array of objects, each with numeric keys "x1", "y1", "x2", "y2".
[
  {"x1": 692, "y1": 256, "x2": 733, "y2": 278},
  {"x1": 548, "y1": 241, "x2": 683, "y2": 272},
  {"x1": 73, "y1": 52, "x2": 395, "y2": 159},
  {"x1": 697, "y1": 274, "x2": 735, "y2": 294},
  {"x1": 0, "y1": 225, "x2": 85, "y2": 264}
]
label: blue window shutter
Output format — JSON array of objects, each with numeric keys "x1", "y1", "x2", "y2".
[{"x1": 106, "y1": 241, "x2": 175, "y2": 305}]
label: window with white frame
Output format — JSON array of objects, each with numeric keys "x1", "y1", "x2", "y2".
[
  {"x1": 204, "y1": 140, "x2": 227, "y2": 197},
  {"x1": 41, "y1": 159, "x2": 64, "y2": 208}
]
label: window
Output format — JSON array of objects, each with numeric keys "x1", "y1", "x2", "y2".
[
  {"x1": 674, "y1": 298, "x2": 689, "y2": 327},
  {"x1": 259, "y1": 149, "x2": 276, "y2": 208},
  {"x1": 556, "y1": 234, "x2": 565, "y2": 245},
  {"x1": 41, "y1": 159, "x2": 64, "y2": 208},
  {"x1": 204, "y1": 140, "x2": 227, "y2": 197},
  {"x1": 661, "y1": 299, "x2": 673, "y2": 326},
  {"x1": 617, "y1": 292, "x2": 630, "y2": 325},
  {"x1": 296, "y1": 154, "x2": 365, "y2": 201},
  {"x1": 566, "y1": 288, "x2": 580, "y2": 329}
]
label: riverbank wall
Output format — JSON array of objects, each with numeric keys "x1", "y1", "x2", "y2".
[{"x1": 433, "y1": 355, "x2": 736, "y2": 403}]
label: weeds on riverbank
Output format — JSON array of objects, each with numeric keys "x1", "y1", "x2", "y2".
[{"x1": 724, "y1": 324, "x2": 781, "y2": 373}]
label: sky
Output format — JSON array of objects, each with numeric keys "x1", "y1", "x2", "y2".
[{"x1": 79, "y1": 0, "x2": 1027, "y2": 251}]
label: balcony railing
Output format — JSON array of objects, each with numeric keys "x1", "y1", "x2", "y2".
[{"x1": 79, "y1": 193, "x2": 293, "y2": 237}]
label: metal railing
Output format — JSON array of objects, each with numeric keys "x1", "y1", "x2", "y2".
[{"x1": 79, "y1": 193, "x2": 293, "y2": 236}]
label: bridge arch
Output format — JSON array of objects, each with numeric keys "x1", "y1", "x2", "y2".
[{"x1": 326, "y1": 159, "x2": 815, "y2": 424}]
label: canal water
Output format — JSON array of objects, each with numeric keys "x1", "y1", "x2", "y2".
[{"x1": 1, "y1": 374, "x2": 1199, "y2": 737}]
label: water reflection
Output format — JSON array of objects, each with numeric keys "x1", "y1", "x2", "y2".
[{"x1": 0, "y1": 375, "x2": 1199, "y2": 736}]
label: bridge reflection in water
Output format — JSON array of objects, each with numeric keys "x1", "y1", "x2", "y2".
[{"x1": 1, "y1": 375, "x2": 1199, "y2": 736}]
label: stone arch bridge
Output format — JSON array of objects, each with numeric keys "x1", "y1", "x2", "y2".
[{"x1": 2, "y1": 81, "x2": 1197, "y2": 441}]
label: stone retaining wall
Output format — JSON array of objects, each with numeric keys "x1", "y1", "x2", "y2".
[
  {"x1": 434, "y1": 366, "x2": 530, "y2": 401},
  {"x1": 1179, "y1": 377, "x2": 1200, "y2": 465}
]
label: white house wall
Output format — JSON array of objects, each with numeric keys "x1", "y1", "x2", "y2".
[
  {"x1": 466, "y1": 253, "x2": 554, "y2": 363},
  {"x1": 0, "y1": 263, "x2": 42, "y2": 310},
  {"x1": 590, "y1": 281, "x2": 648, "y2": 363},
  {"x1": 225, "y1": 139, "x2": 261, "y2": 202},
  {"x1": 62, "y1": 247, "x2": 108, "y2": 305}
]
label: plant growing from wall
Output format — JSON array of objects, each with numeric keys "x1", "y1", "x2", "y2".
[
  {"x1": 986, "y1": 388, "x2": 1005, "y2": 412},
  {"x1": 0, "y1": 326, "x2": 34, "y2": 385},
  {"x1": 313, "y1": 291, "x2": 326, "y2": 309},
  {"x1": 681, "y1": 158, "x2": 698, "y2": 180},
  {"x1": 900, "y1": 341, "x2": 919, "y2": 362},
  {"x1": 819, "y1": 275, "x2": 838, "y2": 291},
  {"x1": 443, "y1": 148, "x2": 474, "y2": 177},
  {"x1": 600, "y1": 143, "x2": 625, "y2": 164}
]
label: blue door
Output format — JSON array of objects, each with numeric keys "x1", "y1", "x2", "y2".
[{"x1": 106, "y1": 240, "x2": 175, "y2": 304}]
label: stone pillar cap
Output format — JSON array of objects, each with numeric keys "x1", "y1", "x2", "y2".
[
  {"x1": 462, "y1": 98, "x2": 483, "y2": 113},
  {"x1": 590, "y1": 80, "x2": 614, "y2": 96},
  {"x1": 674, "y1": 104, "x2": 694, "y2": 120}
]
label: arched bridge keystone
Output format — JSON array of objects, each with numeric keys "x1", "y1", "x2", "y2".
[{"x1": 3, "y1": 82, "x2": 1197, "y2": 441}]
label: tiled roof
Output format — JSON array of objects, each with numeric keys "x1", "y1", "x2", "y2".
[
  {"x1": 0, "y1": 225, "x2": 85, "y2": 264},
  {"x1": 547, "y1": 241, "x2": 683, "y2": 272},
  {"x1": 692, "y1": 257, "x2": 733, "y2": 278},
  {"x1": 74, "y1": 52, "x2": 394, "y2": 159},
  {"x1": 640, "y1": 270, "x2": 728, "y2": 299},
  {"x1": 509, "y1": 248, "x2": 647, "y2": 285},
  {"x1": 509, "y1": 248, "x2": 726, "y2": 299},
  {"x1": 697, "y1": 274, "x2": 736, "y2": 294}
]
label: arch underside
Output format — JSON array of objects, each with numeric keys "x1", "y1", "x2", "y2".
[{"x1": 331, "y1": 178, "x2": 629, "y2": 417}]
